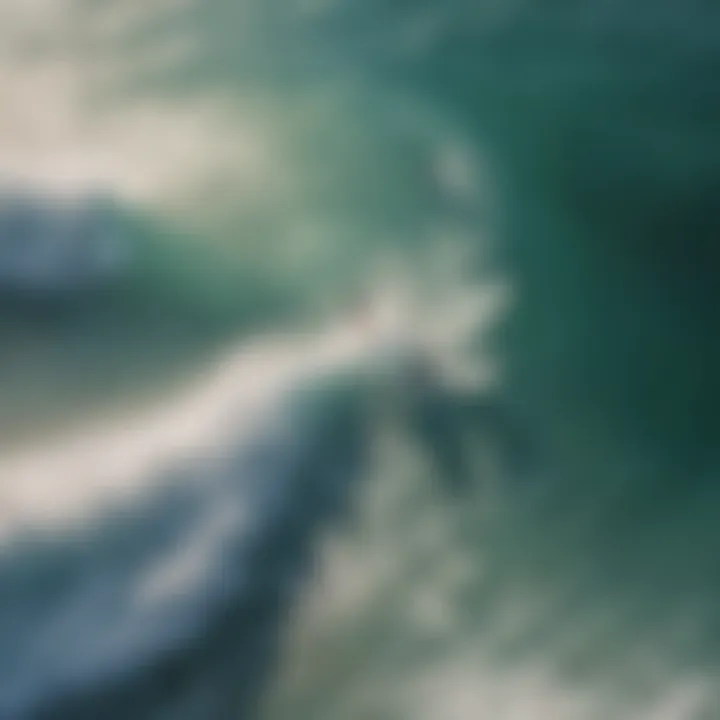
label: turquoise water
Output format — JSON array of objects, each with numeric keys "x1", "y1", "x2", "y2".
[{"x1": 1, "y1": 1, "x2": 719, "y2": 718}]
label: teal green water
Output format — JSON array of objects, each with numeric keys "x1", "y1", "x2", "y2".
[{"x1": 1, "y1": 1, "x2": 719, "y2": 718}]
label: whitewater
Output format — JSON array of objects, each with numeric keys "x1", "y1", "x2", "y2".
[{"x1": 1, "y1": 0, "x2": 720, "y2": 718}]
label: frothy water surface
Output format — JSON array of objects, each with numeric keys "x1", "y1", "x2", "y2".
[{"x1": 1, "y1": 0, "x2": 719, "y2": 718}]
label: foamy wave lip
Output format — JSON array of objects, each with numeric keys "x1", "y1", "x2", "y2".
[
  {"x1": 0, "y1": 0, "x2": 281, "y2": 213},
  {"x1": 0, "y1": 261, "x2": 507, "y2": 540},
  {"x1": 0, "y1": 320, "x2": 368, "y2": 539},
  {"x1": 0, "y1": 96, "x2": 279, "y2": 212}
]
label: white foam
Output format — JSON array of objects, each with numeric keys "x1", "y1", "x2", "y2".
[
  {"x1": 0, "y1": 0, "x2": 278, "y2": 210},
  {"x1": 0, "y1": 272, "x2": 506, "y2": 540}
]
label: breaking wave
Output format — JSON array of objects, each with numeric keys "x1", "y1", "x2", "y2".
[{"x1": 1, "y1": 0, "x2": 719, "y2": 718}]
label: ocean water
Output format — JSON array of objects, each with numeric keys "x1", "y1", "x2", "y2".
[{"x1": 1, "y1": 1, "x2": 719, "y2": 718}]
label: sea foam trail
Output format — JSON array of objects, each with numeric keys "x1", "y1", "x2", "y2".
[
  {"x1": 0, "y1": 316, "x2": 374, "y2": 716},
  {"x1": 0, "y1": 274, "x2": 506, "y2": 540},
  {"x1": 0, "y1": 310, "x2": 384, "y2": 538},
  {"x1": 0, "y1": 278, "x2": 503, "y2": 719}
]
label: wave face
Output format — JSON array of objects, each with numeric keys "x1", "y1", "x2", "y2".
[{"x1": 1, "y1": 1, "x2": 720, "y2": 718}]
